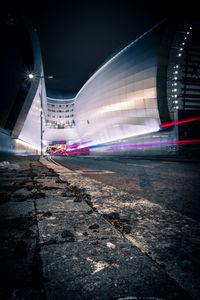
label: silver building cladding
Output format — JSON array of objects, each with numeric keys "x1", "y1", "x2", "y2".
[
  {"x1": 73, "y1": 20, "x2": 178, "y2": 155},
  {"x1": 43, "y1": 19, "x2": 199, "y2": 156}
]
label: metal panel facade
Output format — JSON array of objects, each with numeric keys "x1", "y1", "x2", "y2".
[{"x1": 74, "y1": 22, "x2": 169, "y2": 147}]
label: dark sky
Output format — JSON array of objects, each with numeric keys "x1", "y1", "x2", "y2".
[{"x1": 21, "y1": 0, "x2": 196, "y2": 93}]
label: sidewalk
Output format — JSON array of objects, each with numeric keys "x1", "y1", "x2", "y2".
[{"x1": 0, "y1": 156, "x2": 199, "y2": 300}]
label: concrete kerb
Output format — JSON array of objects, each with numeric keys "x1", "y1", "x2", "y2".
[{"x1": 40, "y1": 156, "x2": 200, "y2": 300}]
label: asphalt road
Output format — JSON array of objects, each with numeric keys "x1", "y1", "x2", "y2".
[{"x1": 52, "y1": 155, "x2": 200, "y2": 222}]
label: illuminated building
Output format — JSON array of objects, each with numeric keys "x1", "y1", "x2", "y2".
[
  {"x1": 1, "y1": 14, "x2": 199, "y2": 155},
  {"x1": 42, "y1": 90, "x2": 78, "y2": 145},
  {"x1": 71, "y1": 19, "x2": 200, "y2": 155}
]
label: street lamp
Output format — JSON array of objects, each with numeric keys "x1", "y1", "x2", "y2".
[
  {"x1": 28, "y1": 73, "x2": 53, "y2": 155},
  {"x1": 28, "y1": 73, "x2": 34, "y2": 79}
]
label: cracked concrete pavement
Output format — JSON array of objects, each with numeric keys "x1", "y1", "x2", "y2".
[{"x1": 0, "y1": 155, "x2": 199, "y2": 299}]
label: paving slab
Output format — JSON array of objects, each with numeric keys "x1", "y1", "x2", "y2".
[
  {"x1": 35, "y1": 177, "x2": 67, "y2": 188},
  {"x1": 36, "y1": 197, "x2": 90, "y2": 213},
  {"x1": 0, "y1": 237, "x2": 36, "y2": 284},
  {"x1": 40, "y1": 240, "x2": 186, "y2": 300},
  {"x1": 37, "y1": 211, "x2": 121, "y2": 244},
  {"x1": 0, "y1": 200, "x2": 35, "y2": 217}
]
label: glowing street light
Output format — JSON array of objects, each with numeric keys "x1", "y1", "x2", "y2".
[
  {"x1": 28, "y1": 72, "x2": 53, "y2": 155},
  {"x1": 28, "y1": 73, "x2": 34, "y2": 79}
]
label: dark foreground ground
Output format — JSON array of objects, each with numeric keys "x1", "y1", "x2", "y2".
[{"x1": 0, "y1": 155, "x2": 200, "y2": 300}]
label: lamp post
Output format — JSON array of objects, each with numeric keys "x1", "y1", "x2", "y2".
[{"x1": 28, "y1": 73, "x2": 53, "y2": 155}]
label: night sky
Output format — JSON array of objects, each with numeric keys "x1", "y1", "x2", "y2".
[
  {"x1": 9, "y1": 0, "x2": 199, "y2": 92},
  {"x1": 21, "y1": 0, "x2": 163, "y2": 92}
]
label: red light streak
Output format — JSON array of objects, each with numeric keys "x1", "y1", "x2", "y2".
[
  {"x1": 51, "y1": 148, "x2": 61, "y2": 154},
  {"x1": 50, "y1": 148, "x2": 90, "y2": 156},
  {"x1": 161, "y1": 116, "x2": 200, "y2": 129}
]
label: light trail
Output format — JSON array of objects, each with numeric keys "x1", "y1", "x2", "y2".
[
  {"x1": 51, "y1": 147, "x2": 90, "y2": 156},
  {"x1": 50, "y1": 137, "x2": 200, "y2": 155},
  {"x1": 161, "y1": 116, "x2": 200, "y2": 129},
  {"x1": 106, "y1": 139, "x2": 200, "y2": 151}
]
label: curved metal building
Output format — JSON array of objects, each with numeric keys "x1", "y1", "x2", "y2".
[
  {"x1": 45, "y1": 19, "x2": 199, "y2": 156},
  {"x1": 69, "y1": 19, "x2": 199, "y2": 155},
  {"x1": 74, "y1": 22, "x2": 171, "y2": 143}
]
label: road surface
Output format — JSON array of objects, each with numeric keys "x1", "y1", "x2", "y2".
[{"x1": 52, "y1": 155, "x2": 200, "y2": 222}]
